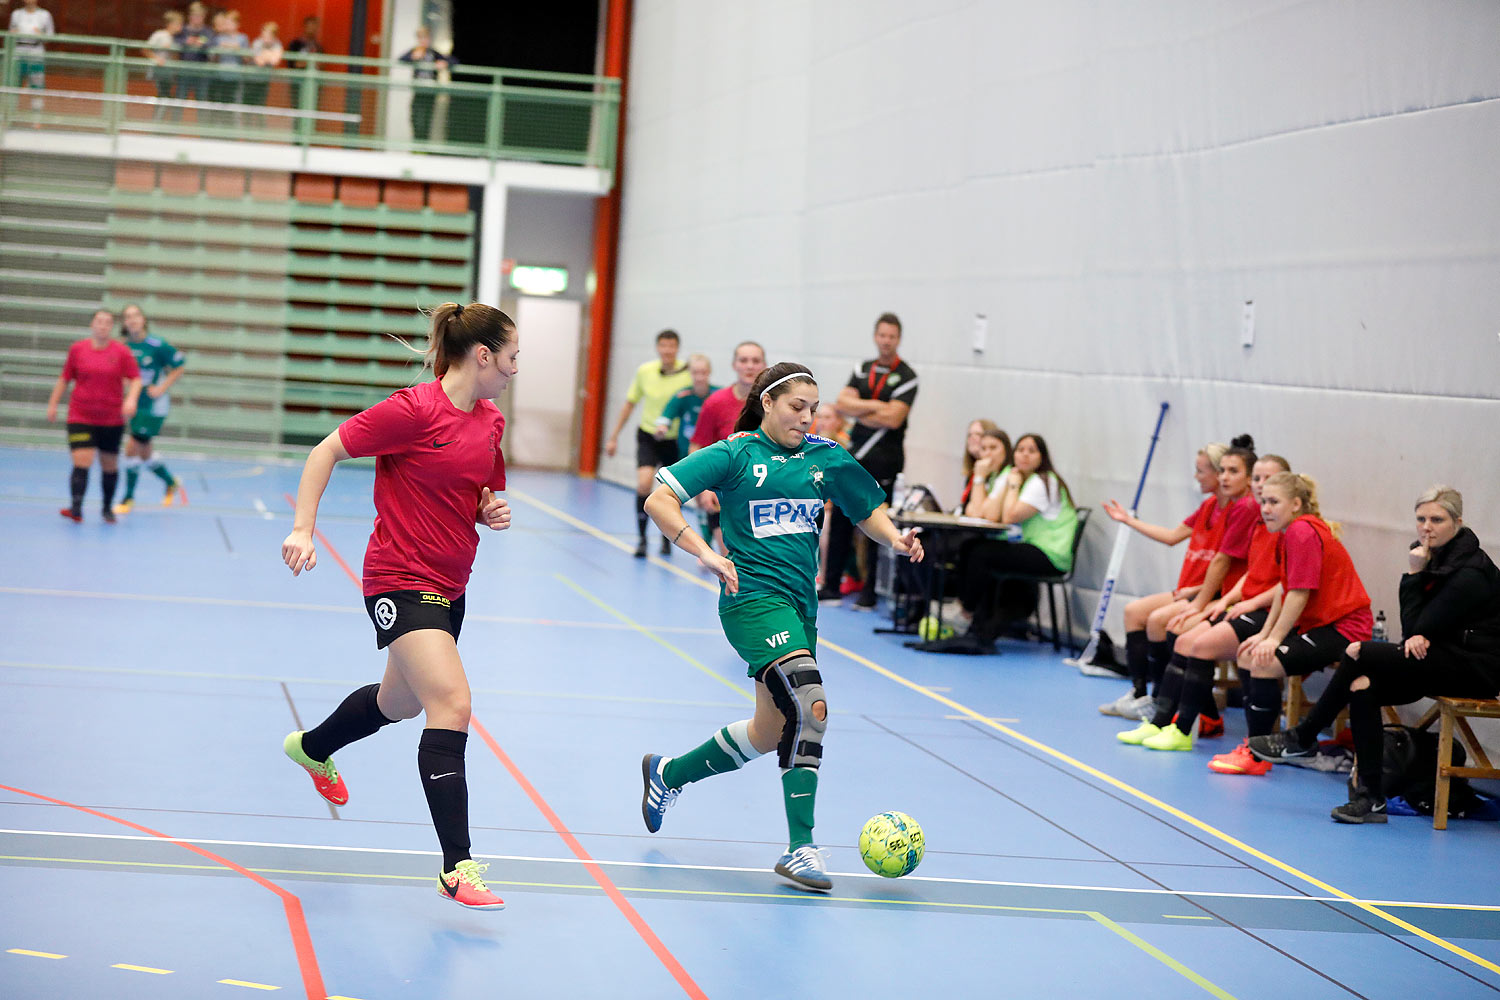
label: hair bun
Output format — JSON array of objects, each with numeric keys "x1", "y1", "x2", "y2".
[{"x1": 1231, "y1": 433, "x2": 1255, "y2": 450}]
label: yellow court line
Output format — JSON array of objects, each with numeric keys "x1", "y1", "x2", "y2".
[
  {"x1": 8, "y1": 948, "x2": 66, "y2": 959},
  {"x1": 552, "y1": 573, "x2": 753, "y2": 703},
  {"x1": 1088, "y1": 913, "x2": 1236, "y2": 1000},
  {"x1": 218, "y1": 980, "x2": 279, "y2": 990},
  {"x1": 1164, "y1": 914, "x2": 1216, "y2": 920},
  {"x1": 508, "y1": 487, "x2": 1500, "y2": 982},
  {"x1": 113, "y1": 963, "x2": 173, "y2": 974}
]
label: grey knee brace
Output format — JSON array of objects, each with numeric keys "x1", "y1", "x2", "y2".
[{"x1": 764, "y1": 654, "x2": 826, "y2": 769}]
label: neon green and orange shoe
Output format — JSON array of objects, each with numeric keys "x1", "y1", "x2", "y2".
[
  {"x1": 438, "y1": 859, "x2": 505, "y2": 910},
  {"x1": 282, "y1": 731, "x2": 349, "y2": 806},
  {"x1": 114, "y1": 498, "x2": 135, "y2": 514},
  {"x1": 163, "y1": 481, "x2": 187, "y2": 506}
]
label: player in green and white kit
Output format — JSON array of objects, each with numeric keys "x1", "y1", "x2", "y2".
[
  {"x1": 115, "y1": 304, "x2": 187, "y2": 512},
  {"x1": 640, "y1": 362, "x2": 924, "y2": 892}
]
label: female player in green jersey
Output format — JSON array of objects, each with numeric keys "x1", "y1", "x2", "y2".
[{"x1": 640, "y1": 362, "x2": 924, "y2": 891}]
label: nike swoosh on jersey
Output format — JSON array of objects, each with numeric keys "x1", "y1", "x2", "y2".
[{"x1": 432, "y1": 438, "x2": 456, "y2": 448}]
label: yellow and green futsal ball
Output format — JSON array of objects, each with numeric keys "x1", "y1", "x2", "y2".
[
  {"x1": 917, "y1": 616, "x2": 954, "y2": 641},
  {"x1": 859, "y1": 811, "x2": 925, "y2": 878}
]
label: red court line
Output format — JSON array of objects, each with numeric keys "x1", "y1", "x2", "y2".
[
  {"x1": 282, "y1": 492, "x2": 361, "y2": 587},
  {"x1": 0, "y1": 783, "x2": 326, "y2": 1000},
  {"x1": 470, "y1": 717, "x2": 710, "y2": 1000},
  {"x1": 290, "y1": 494, "x2": 710, "y2": 999}
]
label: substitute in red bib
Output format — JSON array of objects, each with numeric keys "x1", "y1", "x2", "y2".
[
  {"x1": 46, "y1": 308, "x2": 142, "y2": 524},
  {"x1": 279, "y1": 301, "x2": 515, "y2": 911}
]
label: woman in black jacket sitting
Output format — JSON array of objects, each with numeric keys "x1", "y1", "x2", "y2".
[{"x1": 1248, "y1": 485, "x2": 1500, "y2": 823}]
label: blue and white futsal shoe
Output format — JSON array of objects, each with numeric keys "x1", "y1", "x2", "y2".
[
  {"x1": 640, "y1": 753, "x2": 679, "y2": 833},
  {"x1": 774, "y1": 844, "x2": 832, "y2": 892}
]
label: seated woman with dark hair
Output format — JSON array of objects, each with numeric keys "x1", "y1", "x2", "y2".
[
  {"x1": 957, "y1": 420, "x2": 1007, "y2": 515},
  {"x1": 956, "y1": 433, "x2": 1078, "y2": 647},
  {"x1": 1248, "y1": 485, "x2": 1500, "y2": 823}
]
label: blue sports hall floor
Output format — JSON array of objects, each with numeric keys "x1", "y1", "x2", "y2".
[{"x1": 1, "y1": 443, "x2": 1497, "y2": 1000}]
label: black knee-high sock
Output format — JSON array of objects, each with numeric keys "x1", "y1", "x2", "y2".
[
  {"x1": 100, "y1": 470, "x2": 119, "y2": 511},
  {"x1": 1292, "y1": 655, "x2": 1359, "y2": 745},
  {"x1": 635, "y1": 492, "x2": 649, "y2": 539},
  {"x1": 1147, "y1": 638, "x2": 1173, "y2": 694},
  {"x1": 1244, "y1": 677, "x2": 1283, "y2": 737},
  {"x1": 69, "y1": 467, "x2": 88, "y2": 513},
  {"x1": 418, "y1": 728, "x2": 471, "y2": 871},
  {"x1": 1173, "y1": 658, "x2": 1216, "y2": 734},
  {"x1": 1349, "y1": 687, "x2": 1385, "y2": 799},
  {"x1": 302, "y1": 683, "x2": 397, "y2": 762},
  {"x1": 1125, "y1": 630, "x2": 1149, "y2": 698},
  {"x1": 1149, "y1": 653, "x2": 1188, "y2": 727}
]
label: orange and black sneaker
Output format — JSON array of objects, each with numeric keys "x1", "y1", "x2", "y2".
[
  {"x1": 1208, "y1": 740, "x2": 1271, "y2": 776},
  {"x1": 1197, "y1": 715, "x2": 1225, "y2": 739},
  {"x1": 438, "y1": 860, "x2": 505, "y2": 910},
  {"x1": 282, "y1": 731, "x2": 349, "y2": 805},
  {"x1": 163, "y1": 481, "x2": 187, "y2": 506},
  {"x1": 59, "y1": 507, "x2": 83, "y2": 523}
]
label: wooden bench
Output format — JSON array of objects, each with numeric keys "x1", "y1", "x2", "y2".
[{"x1": 1411, "y1": 697, "x2": 1500, "y2": 830}]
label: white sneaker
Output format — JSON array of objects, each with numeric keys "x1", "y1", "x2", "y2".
[
  {"x1": 1098, "y1": 691, "x2": 1155, "y2": 720},
  {"x1": 1079, "y1": 660, "x2": 1128, "y2": 678}
]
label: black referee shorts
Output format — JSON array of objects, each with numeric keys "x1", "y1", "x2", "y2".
[{"x1": 635, "y1": 428, "x2": 679, "y2": 470}]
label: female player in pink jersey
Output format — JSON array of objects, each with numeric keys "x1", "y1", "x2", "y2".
[
  {"x1": 46, "y1": 308, "x2": 142, "y2": 523},
  {"x1": 279, "y1": 302, "x2": 516, "y2": 910}
]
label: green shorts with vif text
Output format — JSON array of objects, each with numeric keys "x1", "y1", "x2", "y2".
[
  {"x1": 129, "y1": 412, "x2": 166, "y2": 441},
  {"x1": 719, "y1": 591, "x2": 818, "y2": 676}
]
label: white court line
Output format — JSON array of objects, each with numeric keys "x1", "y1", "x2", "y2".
[
  {"x1": 3, "y1": 828, "x2": 1496, "y2": 912},
  {"x1": 0, "y1": 586, "x2": 721, "y2": 634}
]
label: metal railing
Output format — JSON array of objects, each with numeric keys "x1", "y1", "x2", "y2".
[{"x1": 0, "y1": 31, "x2": 620, "y2": 173}]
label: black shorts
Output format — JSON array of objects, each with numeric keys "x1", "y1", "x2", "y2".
[
  {"x1": 66, "y1": 423, "x2": 125, "y2": 454},
  {"x1": 635, "y1": 428, "x2": 679, "y2": 470},
  {"x1": 364, "y1": 590, "x2": 466, "y2": 650},
  {"x1": 1274, "y1": 624, "x2": 1351, "y2": 677},
  {"x1": 1228, "y1": 609, "x2": 1270, "y2": 642}
]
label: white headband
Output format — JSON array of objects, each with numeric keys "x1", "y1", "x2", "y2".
[{"x1": 760, "y1": 371, "x2": 816, "y2": 397}]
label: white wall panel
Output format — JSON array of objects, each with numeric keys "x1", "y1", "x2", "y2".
[{"x1": 609, "y1": 0, "x2": 1500, "y2": 663}]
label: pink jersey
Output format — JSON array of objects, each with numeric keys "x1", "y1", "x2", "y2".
[
  {"x1": 62, "y1": 339, "x2": 139, "y2": 425},
  {"x1": 338, "y1": 379, "x2": 506, "y2": 599},
  {"x1": 690, "y1": 385, "x2": 746, "y2": 448}
]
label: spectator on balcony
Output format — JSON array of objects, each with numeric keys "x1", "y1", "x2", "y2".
[
  {"x1": 400, "y1": 25, "x2": 457, "y2": 143},
  {"x1": 171, "y1": 2, "x2": 214, "y2": 123},
  {"x1": 244, "y1": 21, "x2": 282, "y2": 126},
  {"x1": 144, "y1": 10, "x2": 183, "y2": 121},
  {"x1": 210, "y1": 10, "x2": 250, "y2": 125},
  {"x1": 284, "y1": 15, "x2": 323, "y2": 118},
  {"x1": 9, "y1": 0, "x2": 55, "y2": 113}
]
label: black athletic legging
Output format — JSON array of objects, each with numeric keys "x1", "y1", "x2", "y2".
[
  {"x1": 1292, "y1": 639, "x2": 1499, "y2": 797},
  {"x1": 959, "y1": 539, "x2": 1057, "y2": 640}
]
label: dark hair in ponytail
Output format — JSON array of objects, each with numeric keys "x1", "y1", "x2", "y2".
[
  {"x1": 734, "y1": 362, "x2": 816, "y2": 433},
  {"x1": 414, "y1": 302, "x2": 515, "y2": 377},
  {"x1": 1224, "y1": 433, "x2": 1257, "y2": 473}
]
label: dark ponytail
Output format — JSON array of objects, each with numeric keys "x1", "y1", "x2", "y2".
[
  {"x1": 414, "y1": 302, "x2": 514, "y2": 377},
  {"x1": 1225, "y1": 433, "x2": 1257, "y2": 473},
  {"x1": 734, "y1": 362, "x2": 816, "y2": 433}
]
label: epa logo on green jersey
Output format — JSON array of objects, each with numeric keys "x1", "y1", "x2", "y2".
[{"x1": 748, "y1": 498, "x2": 824, "y2": 538}]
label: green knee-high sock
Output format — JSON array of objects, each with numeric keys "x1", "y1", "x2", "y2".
[
  {"x1": 782, "y1": 767, "x2": 818, "y2": 850},
  {"x1": 149, "y1": 461, "x2": 174, "y2": 485},
  {"x1": 662, "y1": 719, "x2": 763, "y2": 788},
  {"x1": 123, "y1": 466, "x2": 140, "y2": 501}
]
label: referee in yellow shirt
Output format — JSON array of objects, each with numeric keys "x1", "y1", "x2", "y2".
[{"x1": 606, "y1": 329, "x2": 693, "y2": 557}]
